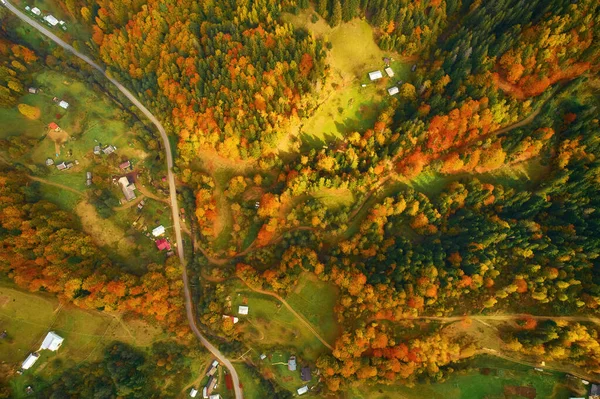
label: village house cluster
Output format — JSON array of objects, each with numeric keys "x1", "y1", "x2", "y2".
[
  {"x1": 24, "y1": 4, "x2": 67, "y2": 31},
  {"x1": 189, "y1": 360, "x2": 222, "y2": 399},
  {"x1": 20, "y1": 331, "x2": 64, "y2": 372}
]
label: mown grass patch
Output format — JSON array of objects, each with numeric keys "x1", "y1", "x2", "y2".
[
  {"x1": 38, "y1": 181, "x2": 82, "y2": 210},
  {"x1": 312, "y1": 187, "x2": 355, "y2": 210},
  {"x1": 285, "y1": 273, "x2": 339, "y2": 344},
  {"x1": 232, "y1": 290, "x2": 328, "y2": 361}
]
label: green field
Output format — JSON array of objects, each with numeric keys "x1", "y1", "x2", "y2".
[
  {"x1": 232, "y1": 288, "x2": 329, "y2": 362},
  {"x1": 285, "y1": 273, "x2": 339, "y2": 345},
  {"x1": 349, "y1": 355, "x2": 582, "y2": 399}
]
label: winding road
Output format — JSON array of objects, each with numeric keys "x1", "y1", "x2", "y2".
[{"x1": 1, "y1": 2, "x2": 243, "y2": 397}]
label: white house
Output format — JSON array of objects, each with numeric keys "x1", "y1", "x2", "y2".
[
  {"x1": 209, "y1": 395, "x2": 221, "y2": 399},
  {"x1": 189, "y1": 388, "x2": 198, "y2": 398},
  {"x1": 238, "y1": 305, "x2": 249, "y2": 315},
  {"x1": 387, "y1": 86, "x2": 399, "y2": 96},
  {"x1": 31, "y1": 7, "x2": 41, "y2": 16},
  {"x1": 202, "y1": 387, "x2": 208, "y2": 398},
  {"x1": 58, "y1": 100, "x2": 69, "y2": 109},
  {"x1": 297, "y1": 385, "x2": 309, "y2": 395},
  {"x1": 21, "y1": 353, "x2": 40, "y2": 370},
  {"x1": 385, "y1": 67, "x2": 394, "y2": 77},
  {"x1": 40, "y1": 331, "x2": 64, "y2": 351},
  {"x1": 368, "y1": 70, "x2": 383, "y2": 80},
  {"x1": 152, "y1": 225, "x2": 165, "y2": 237},
  {"x1": 44, "y1": 15, "x2": 59, "y2": 26}
]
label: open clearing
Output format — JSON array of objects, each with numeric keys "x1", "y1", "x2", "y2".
[{"x1": 312, "y1": 187, "x2": 355, "y2": 210}]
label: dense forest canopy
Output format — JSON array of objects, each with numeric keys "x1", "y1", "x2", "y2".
[{"x1": 1, "y1": 0, "x2": 600, "y2": 396}]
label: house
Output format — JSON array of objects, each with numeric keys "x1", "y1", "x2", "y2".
[
  {"x1": 209, "y1": 395, "x2": 221, "y2": 399},
  {"x1": 590, "y1": 384, "x2": 600, "y2": 399},
  {"x1": 205, "y1": 376, "x2": 215, "y2": 395},
  {"x1": 119, "y1": 160, "x2": 131, "y2": 170},
  {"x1": 189, "y1": 388, "x2": 198, "y2": 398},
  {"x1": 202, "y1": 387, "x2": 208, "y2": 399},
  {"x1": 28, "y1": 87, "x2": 38, "y2": 94},
  {"x1": 48, "y1": 122, "x2": 60, "y2": 131},
  {"x1": 138, "y1": 199, "x2": 146, "y2": 210},
  {"x1": 368, "y1": 70, "x2": 383, "y2": 80},
  {"x1": 44, "y1": 15, "x2": 59, "y2": 26},
  {"x1": 56, "y1": 162, "x2": 67, "y2": 171},
  {"x1": 255, "y1": 201, "x2": 260, "y2": 209},
  {"x1": 387, "y1": 86, "x2": 399, "y2": 96},
  {"x1": 238, "y1": 305, "x2": 249, "y2": 315},
  {"x1": 40, "y1": 331, "x2": 64, "y2": 351},
  {"x1": 87, "y1": 172, "x2": 92, "y2": 180},
  {"x1": 155, "y1": 238, "x2": 171, "y2": 251},
  {"x1": 103, "y1": 145, "x2": 116, "y2": 155},
  {"x1": 21, "y1": 353, "x2": 40, "y2": 370},
  {"x1": 222, "y1": 315, "x2": 239, "y2": 324},
  {"x1": 58, "y1": 100, "x2": 69, "y2": 109},
  {"x1": 65, "y1": 162, "x2": 74, "y2": 169},
  {"x1": 152, "y1": 225, "x2": 165, "y2": 237},
  {"x1": 46, "y1": 158, "x2": 54, "y2": 166},
  {"x1": 260, "y1": 353, "x2": 267, "y2": 360},
  {"x1": 31, "y1": 7, "x2": 41, "y2": 16},
  {"x1": 385, "y1": 67, "x2": 394, "y2": 77},
  {"x1": 297, "y1": 385, "x2": 309, "y2": 395},
  {"x1": 288, "y1": 355, "x2": 297, "y2": 371},
  {"x1": 118, "y1": 176, "x2": 137, "y2": 201},
  {"x1": 301, "y1": 366, "x2": 311, "y2": 381}
]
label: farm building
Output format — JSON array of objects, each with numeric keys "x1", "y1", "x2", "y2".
[
  {"x1": 189, "y1": 388, "x2": 198, "y2": 398},
  {"x1": 56, "y1": 162, "x2": 67, "y2": 171},
  {"x1": 44, "y1": 15, "x2": 59, "y2": 26},
  {"x1": 205, "y1": 376, "x2": 215, "y2": 395},
  {"x1": 238, "y1": 305, "x2": 249, "y2": 315},
  {"x1": 103, "y1": 145, "x2": 116, "y2": 155},
  {"x1": 31, "y1": 7, "x2": 41, "y2": 15},
  {"x1": 288, "y1": 355, "x2": 297, "y2": 371},
  {"x1": 385, "y1": 67, "x2": 394, "y2": 77},
  {"x1": 411, "y1": 64, "x2": 417, "y2": 72},
  {"x1": 93, "y1": 146, "x2": 101, "y2": 155},
  {"x1": 40, "y1": 331, "x2": 64, "y2": 351},
  {"x1": 152, "y1": 225, "x2": 165, "y2": 237},
  {"x1": 368, "y1": 70, "x2": 383, "y2": 80},
  {"x1": 28, "y1": 87, "x2": 38, "y2": 94},
  {"x1": 301, "y1": 366, "x2": 311, "y2": 381},
  {"x1": 58, "y1": 100, "x2": 69, "y2": 109},
  {"x1": 119, "y1": 160, "x2": 131, "y2": 169},
  {"x1": 118, "y1": 176, "x2": 137, "y2": 201},
  {"x1": 155, "y1": 238, "x2": 171, "y2": 251},
  {"x1": 297, "y1": 385, "x2": 309, "y2": 395},
  {"x1": 202, "y1": 387, "x2": 208, "y2": 398},
  {"x1": 21, "y1": 353, "x2": 40, "y2": 370},
  {"x1": 388, "y1": 86, "x2": 399, "y2": 96},
  {"x1": 46, "y1": 158, "x2": 54, "y2": 166},
  {"x1": 48, "y1": 122, "x2": 60, "y2": 131}
]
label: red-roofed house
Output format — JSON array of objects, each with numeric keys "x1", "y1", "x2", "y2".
[
  {"x1": 119, "y1": 160, "x2": 131, "y2": 169},
  {"x1": 48, "y1": 122, "x2": 60, "y2": 131},
  {"x1": 156, "y1": 239, "x2": 171, "y2": 251}
]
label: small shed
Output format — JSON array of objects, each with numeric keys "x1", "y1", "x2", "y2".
[
  {"x1": 28, "y1": 87, "x2": 38, "y2": 94},
  {"x1": 102, "y1": 145, "x2": 115, "y2": 155},
  {"x1": 56, "y1": 162, "x2": 67, "y2": 171},
  {"x1": 46, "y1": 158, "x2": 54, "y2": 166},
  {"x1": 58, "y1": 100, "x2": 69, "y2": 109},
  {"x1": 368, "y1": 70, "x2": 383, "y2": 81},
  {"x1": 21, "y1": 353, "x2": 40, "y2": 370},
  {"x1": 93, "y1": 146, "x2": 101, "y2": 155},
  {"x1": 209, "y1": 395, "x2": 221, "y2": 399},
  {"x1": 152, "y1": 225, "x2": 165, "y2": 237},
  {"x1": 301, "y1": 366, "x2": 311, "y2": 381},
  {"x1": 189, "y1": 388, "x2": 198, "y2": 398},
  {"x1": 387, "y1": 86, "x2": 399, "y2": 96},
  {"x1": 297, "y1": 385, "x2": 309, "y2": 395},
  {"x1": 31, "y1": 7, "x2": 41, "y2": 15},
  {"x1": 238, "y1": 305, "x2": 249, "y2": 315},
  {"x1": 202, "y1": 387, "x2": 208, "y2": 398},
  {"x1": 288, "y1": 355, "x2": 297, "y2": 371},
  {"x1": 48, "y1": 122, "x2": 60, "y2": 131},
  {"x1": 119, "y1": 160, "x2": 131, "y2": 170},
  {"x1": 86, "y1": 172, "x2": 92, "y2": 179},
  {"x1": 44, "y1": 15, "x2": 59, "y2": 26},
  {"x1": 260, "y1": 354, "x2": 267, "y2": 360},
  {"x1": 385, "y1": 67, "x2": 394, "y2": 77},
  {"x1": 155, "y1": 238, "x2": 171, "y2": 251}
]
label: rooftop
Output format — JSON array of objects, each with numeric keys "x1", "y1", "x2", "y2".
[{"x1": 238, "y1": 305, "x2": 249, "y2": 315}]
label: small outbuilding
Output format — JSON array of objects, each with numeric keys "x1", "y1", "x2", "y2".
[
  {"x1": 189, "y1": 388, "x2": 198, "y2": 398},
  {"x1": 46, "y1": 158, "x2": 54, "y2": 166},
  {"x1": 40, "y1": 331, "x2": 64, "y2": 351},
  {"x1": 93, "y1": 145, "x2": 101, "y2": 155},
  {"x1": 58, "y1": 100, "x2": 69, "y2": 109},
  {"x1": 385, "y1": 67, "x2": 394, "y2": 77},
  {"x1": 288, "y1": 355, "x2": 297, "y2": 371},
  {"x1": 209, "y1": 395, "x2": 221, "y2": 399},
  {"x1": 152, "y1": 225, "x2": 165, "y2": 237},
  {"x1": 119, "y1": 160, "x2": 131, "y2": 170},
  {"x1": 368, "y1": 70, "x2": 383, "y2": 81},
  {"x1": 260, "y1": 354, "x2": 267, "y2": 360},
  {"x1": 31, "y1": 7, "x2": 41, "y2": 16},
  {"x1": 56, "y1": 162, "x2": 67, "y2": 171},
  {"x1": 411, "y1": 64, "x2": 417, "y2": 72},
  {"x1": 238, "y1": 305, "x2": 249, "y2": 315},
  {"x1": 44, "y1": 15, "x2": 59, "y2": 26},
  {"x1": 48, "y1": 122, "x2": 60, "y2": 131},
  {"x1": 21, "y1": 353, "x2": 40, "y2": 370},
  {"x1": 103, "y1": 145, "x2": 116, "y2": 155},
  {"x1": 28, "y1": 87, "x2": 38, "y2": 94},
  {"x1": 301, "y1": 366, "x2": 311, "y2": 381},
  {"x1": 297, "y1": 385, "x2": 309, "y2": 395},
  {"x1": 387, "y1": 86, "x2": 399, "y2": 96}
]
